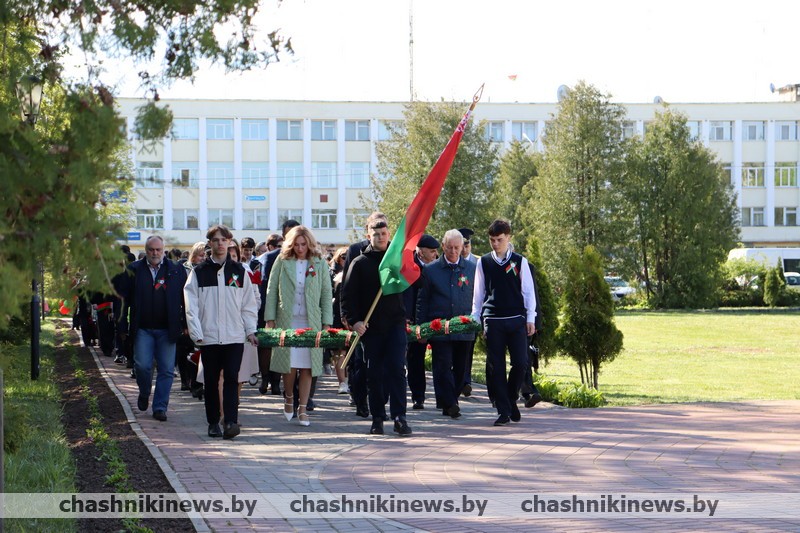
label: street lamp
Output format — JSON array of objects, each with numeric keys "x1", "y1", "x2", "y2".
[
  {"x1": 16, "y1": 75, "x2": 44, "y2": 126},
  {"x1": 17, "y1": 74, "x2": 44, "y2": 380}
]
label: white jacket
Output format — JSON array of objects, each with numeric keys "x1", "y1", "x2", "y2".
[{"x1": 184, "y1": 257, "x2": 258, "y2": 346}]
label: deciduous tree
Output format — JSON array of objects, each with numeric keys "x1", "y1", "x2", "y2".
[{"x1": 373, "y1": 100, "x2": 497, "y2": 249}]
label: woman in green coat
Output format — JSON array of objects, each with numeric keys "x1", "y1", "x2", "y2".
[{"x1": 264, "y1": 226, "x2": 333, "y2": 426}]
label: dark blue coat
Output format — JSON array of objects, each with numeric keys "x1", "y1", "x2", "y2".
[
  {"x1": 416, "y1": 256, "x2": 476, "y2": 342},
  {"x1": 119, "y1": 258, "x2": 187, "y2": 343}
]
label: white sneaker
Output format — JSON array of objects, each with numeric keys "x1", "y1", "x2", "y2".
[
  {"x1": 324, "y1": 364, "x2": 334, "y2": 375},
  {"x1": 338, "y1": 382, "x2": 350, "y2": 394}
]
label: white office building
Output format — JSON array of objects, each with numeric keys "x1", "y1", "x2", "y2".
[{"x1": 117, "y1": 96, "x2": 800, "y2": 251}]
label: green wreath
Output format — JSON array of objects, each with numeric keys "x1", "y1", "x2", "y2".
[{"x1": 256, "y1": 315, "x2": 480, "y2": 348}]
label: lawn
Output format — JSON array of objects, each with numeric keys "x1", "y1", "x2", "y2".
[{"x1": 476, "y1": 310, "x2": 800, "y2": 406}]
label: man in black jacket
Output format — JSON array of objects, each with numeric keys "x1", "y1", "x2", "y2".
[
  {"x1": 119, "y1": 235, "x2": 187, "y2": 422},
  {"x1": 341, "y1": 217, "x2": 412, "y2": 437}
]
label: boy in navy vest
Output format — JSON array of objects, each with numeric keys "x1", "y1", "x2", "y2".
[{"x1": 471, "y1": 219, "x2": 538, "y2": 426}]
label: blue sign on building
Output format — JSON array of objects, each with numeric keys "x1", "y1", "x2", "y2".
[
  {"x1": 245, "y1": 195, "x2": 266, "y2": 201},
  {"x1": 127, "y1": 232, "x2": 142, "y2": 241}
]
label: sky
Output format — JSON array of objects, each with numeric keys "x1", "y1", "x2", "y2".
[{"x1": 98, "y1": 0, "x2": 800, "y2": 104}]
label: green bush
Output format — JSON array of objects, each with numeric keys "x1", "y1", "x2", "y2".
[
  {"x1": 532, "y1": 374, "x2": 560, "y2": 403},
  {"x1": 717, "y1": 289, "x2": 763, "y2": 307},
  {"x1": 557, "y1": 382, "x2": 605, "y2": 408},
  {"x1": 763, "y1": 268, "x2": 783, "y2": 307}
]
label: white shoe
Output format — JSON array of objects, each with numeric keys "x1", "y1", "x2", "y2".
[
  {"x1": 298, "y1": 407, "x2": 310, "y2": 427},
  {"x1": 338, "y1": 382, "x2": 350, "y2": 394},
  {"x1": 283, "y1": 397, "x2": 295, "y2": 422}
]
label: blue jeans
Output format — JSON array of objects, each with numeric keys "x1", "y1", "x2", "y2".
[
  {"x1": 363, "y1": 325, "x2": 408, "y2": 420},
  {"x1": 134, "y1": 329, "x2": 176, "y2": 413},
  {"x1": 484, "y1": 316, "x2": 528, "y2": 417}
]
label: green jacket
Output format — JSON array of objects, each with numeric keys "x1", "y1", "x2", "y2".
[{"x1": 264, "y1": 255, "x2": 333, "y2": 376}]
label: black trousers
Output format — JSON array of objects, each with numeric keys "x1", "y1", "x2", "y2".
[
  {"x1": 484, "y1": 316, "x2": 528, "y2": 418},
  {"x1": 431, "y1": 340, "x2": 470, "y2": 409},
  {"x1": 406, "y1": 340, "x2": 427, "y2": 403},
  {"x1": 200, "y1": 344, "x2": 243, "y2": 425}
]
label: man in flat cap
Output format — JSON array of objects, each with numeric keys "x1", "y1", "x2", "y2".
[{"x1": 405, "y1": 234, "x2": 440, "y2": 410}]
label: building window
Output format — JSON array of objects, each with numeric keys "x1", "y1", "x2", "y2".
[
  {"x1": 720, "y1": 165, "x2": 733, "y2": 185},
  {"x1": 775, "y1": 207, "x2": 798, "y2": 227},
  {"x1": 277, "y1": 120, "x2": 302, "y2": 140},
  {"x1": 776, "y1": 121, "x2": 798, "y2": 141},
  {"x1": 171, "y1": 162, "x2": 198, "y2": 188},
  {"x1": 485, "y1": 121, "x2": 504, "y2": 142},
  {"x1": 378, "y1": 120, "x2": 402, "y2": 141},
  {"x1": 740, "y1": 207, "x2": 764, "y2": 227},
  {"x1": 172, "y1": 209, "x2": 199, "y2": 230},
  {"x1": 242, "y1": 119, "x2": 268, "y2": 140},
  {"x1": 311, "y1": 120, "x2": 337, "y2": 141},
  {"x1": 278, "y1": 209, "x2": 303, "y2": 225},
  {"x1": 346, "y1": 162, "x2": 370, "y2": 188},
  {"x1": 741, "y1": 163, "x2": 765, "y2": 187},
  {"x1": 687, "y1": 121, "x2": 701, "y2": 140},
  {"x1": 207, "y1": 162, "x2": 234, "y2": 188},
  {"x1": 135, "y1": 162, "x2": 163, "y2": 188},
  {"x1": 311, "y1": 209, "x2": 337, "y2": 229},
  {"x1": 312, "y1": 162, "x2": 337, "y2": 188},
  {"x1": 511, "y1": 121, "x2": 537, "y2": 143},
  {"x1": 775, "y1": 163, "x2": 798, "y2": 187},
  {"x1": 207, "y1": 119, "x2": 233, "y2": 140},
  {"x1": 277, "y1": 162, "x2": 303, "y2": 188},
  {"x1": 346, "y1": 208, "x2": 369, "y2": 229},
  {"x1": 208, "y1": 208, "x2": 234, "y2": 228},
  {"x1": 709, "y1": 121, "x2": 732, "y2": 141},
  {"x1": 621, "y1": 121, "x2": 636, "y2": 139},
  {"x1": 172, "y1": 118, "x2": 199, "y2": 140},
  {"x1": 242, "y1": 162, "x2": 269, "y2": 188},
  {"x1": 742, "y1": 121, "x2": 765, "y2": 141},
  {"x1": 136, "y1": 209, "x2": 164, "y2": 229},
  {"x1": 243, "y1": 209, "x2": 269, "y2": 230},
  {"x1": 345, "y1": 120, "x2": 370, "y2": 141}
]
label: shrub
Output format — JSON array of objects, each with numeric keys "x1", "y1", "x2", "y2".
[
  {"x1": 763, "y1": 268, "x2": 783, "y2": 307},
  {"x1": 532, "y1": 374, "x2": 561, "y2": 403},
  {"x1": 557, "y1": 382, "x2": 605, "y2": 408}
]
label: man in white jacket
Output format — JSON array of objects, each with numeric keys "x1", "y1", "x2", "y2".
[{"x1": 185, "y1": 224, "x2": 259, "y2": 439}]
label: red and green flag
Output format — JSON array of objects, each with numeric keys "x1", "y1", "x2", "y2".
[{"x1": 379, "y1": 90, "x2": 482, "y2": 295}]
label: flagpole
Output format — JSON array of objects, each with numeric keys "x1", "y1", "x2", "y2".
[{"x1": 339, "y1": 288, "x2": 382, "y2": 369}]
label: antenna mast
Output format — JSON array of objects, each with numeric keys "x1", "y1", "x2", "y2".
[{"x1": 409, "y1": 0, "x2": 414, "y2": 101}]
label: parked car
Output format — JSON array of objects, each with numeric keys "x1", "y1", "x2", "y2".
[
  {"x1": 604, "y1": 276, "x2": 636, "y2": 299},
  {"x1": 785, "y1": 272, "x2": 800, "y2": 290}
]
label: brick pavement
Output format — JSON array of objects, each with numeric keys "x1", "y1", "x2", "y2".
[{"x1": 90, "y1": 348, "x2": 800, "y2": 532}]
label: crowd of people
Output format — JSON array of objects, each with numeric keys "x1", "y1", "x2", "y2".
[{"x1": 73, "y1": 214, "x2": 544, "y2": 440}]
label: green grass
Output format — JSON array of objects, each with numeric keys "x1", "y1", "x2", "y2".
[
  {"x1": 534, "y1": 310, "x2": 800, "y2": 406},
  {"x1": 1, "y1": 321, "x2": 77, "y2": 532}
]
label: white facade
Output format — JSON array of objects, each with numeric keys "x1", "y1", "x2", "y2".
[{"x1": 118, "y1": 98, "x2": 800, "y2": 250}]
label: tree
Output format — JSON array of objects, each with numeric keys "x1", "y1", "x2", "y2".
[
  {"x1": 624, "y1": 108, "x2": 739, "y2": 308},
  {"x1": 763, "y1": 267, "x2": 783, "y2": 307},
  {"x1": 524, "y1": 238, "x2": 559, "y2": 362},
  {"x1": 0, "y1": 3, "x2": 290, "y2": 328},
  {"x1": 528, "y1": 81, "x2": 628, "y2": 289},
  {"x1": 373, "y1": 100, "x2": 498, "y2": 250},
  {"x1": 492, "y1": 140, "x2": 539, "y2": 252},
  {"x1": 555, "y1": 246, "x2": 623, "y2": 389}
]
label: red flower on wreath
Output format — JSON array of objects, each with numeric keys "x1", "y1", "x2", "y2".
[
  {"x1": 405, "y1": 325, "x2": 412, "y2": 334},
  {"x1": 459, "y1": 315, "x2": 471, "y2": 324},
  {"x1": 430, "y1": 318, "x2": 443, "y2": 331},
  {"x1": 294, "y1": 327, "x2": 313, "y2": 335},
  {"x1": 327, "y1": 328, "x2": 341, "y2": 335}
]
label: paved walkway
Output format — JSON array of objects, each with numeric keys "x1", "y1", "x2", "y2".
[{"x1": 89, "y1": 348, "x2": 800, "y2": 532}]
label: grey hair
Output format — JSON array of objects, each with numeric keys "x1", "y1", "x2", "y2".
[{"x1": 442, "y1": 229, "x2": 464, "y2": 246}]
